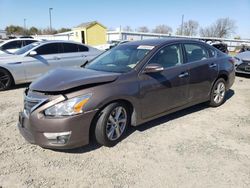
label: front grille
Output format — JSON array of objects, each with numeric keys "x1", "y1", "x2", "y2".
[
  {"x1": 24, "y1": 96, "x2": 47, "y2": 115},
  {"x1": 236, "y1": 61, "x2": 250, "y2": 72}
]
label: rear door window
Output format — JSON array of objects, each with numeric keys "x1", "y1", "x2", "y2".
[
  {"x1": 62, "y1": 43, "x2": 79, "y2": 53},
  {"x1": 184, "y1": 44, "x2": 209, "y2": 62},
  {"x1": 24, "y1": 40, "x2": 37, "y2": 45},
  {"x1": 36, "y1": 43, "x2": 60, "y2": 55},
  {"x1": 78, "y1": 44, "x2": 89, "y2": 52}
]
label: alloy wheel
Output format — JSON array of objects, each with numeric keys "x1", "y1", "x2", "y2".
[
  {"x1": 213, "y1": 82, "x2": 226, "y2": 104},
  {"x1": 106, "y1": 106, "x2": 127, "y2": 141},
  {"x1": 0, "y1": 71, "x2": 11, "y2": 90}
]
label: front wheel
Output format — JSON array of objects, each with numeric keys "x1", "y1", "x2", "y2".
[
  {"x1": 209, "y1": 78, "x2": 227, "y2": 107},
  {"x1": 94, "y1": 102, "x2": 131, "y2": 147},
  {"x1": 0, "y1": 69, "x2": 13, "y2": 91}
]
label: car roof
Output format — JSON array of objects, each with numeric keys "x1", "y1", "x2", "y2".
[
  {"x1": 122, "y1": 38, "x2": 202, "y2": 47},
  {"x1": 35, "y1": 40, "x2": 86, "y2": 45}
]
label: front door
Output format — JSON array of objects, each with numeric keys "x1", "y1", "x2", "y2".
[
  {"x1": 139, "y1": 43, "x2": 190, "y2": 119},
  {"x1": 23, "y1": 43, "x2": 62, "y2": 82}
]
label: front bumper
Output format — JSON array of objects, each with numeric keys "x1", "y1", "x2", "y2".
[{"x1": 18, "y1": 110, "x2": 96, "y2": 149}]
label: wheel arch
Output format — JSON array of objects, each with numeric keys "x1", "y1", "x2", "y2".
[
  {"x1": 0, "y1": 66, "x2": 15, "y2": 85},
  {"x1": 88, "y1": 98, "x2": 137, "y2": 142}
]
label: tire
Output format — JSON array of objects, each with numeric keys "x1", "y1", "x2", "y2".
[
  {"x1": 0, "y1": 68, "x2": 13, "y2": 91},
  {"x1": 94, "y1": 102, "x2": 131, "y2": 147},
  {"x1": 209, "y1": 78, "x2": 227, "y2": 107}
]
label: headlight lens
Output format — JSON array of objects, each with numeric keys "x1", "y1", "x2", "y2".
[{"x1": 44, "y1": 93, "x2": 92, "y2": 116}]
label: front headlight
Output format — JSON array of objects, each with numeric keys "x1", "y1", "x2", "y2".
[{"x1": 44, "y1": 93, "x2": 92, "y2": 116}]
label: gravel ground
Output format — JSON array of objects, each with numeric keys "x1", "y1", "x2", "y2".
[{"x1": 0, "y1": 76, "x2": 250, "y2": 188}]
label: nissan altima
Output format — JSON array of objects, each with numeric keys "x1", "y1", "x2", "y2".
[
  {"x1": 0, "y1": 40, "x2": 102, "y2": 90},
  {"x1": 18, "y1": 39, "x2": 235, "y2": 149}
]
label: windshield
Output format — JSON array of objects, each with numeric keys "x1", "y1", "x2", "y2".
[
  {"x1": 14, "y1": 42, "x2": 40, "y2": 55},
  {"x1": 85, "y1": 44, "x2": 153, "y2": 73}
]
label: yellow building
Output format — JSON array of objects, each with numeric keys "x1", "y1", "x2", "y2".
[{"x1": 72, "y1": 21, "x2": 107, "y2": 46}]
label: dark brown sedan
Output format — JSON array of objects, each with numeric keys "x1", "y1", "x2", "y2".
[{"x1": 18, "y1": 39, "x2": 235, "y2": 149}]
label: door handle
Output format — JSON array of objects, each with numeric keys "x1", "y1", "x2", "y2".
[
  {"x1": 54, "y1": 56, "x2": 61, "y2": 60},
  {"x1": 178, "y1": 72, "x2": 189, "y2": 78},
  {"x1": 209, "y1": 63, "x2": 217, "y2": 68}
]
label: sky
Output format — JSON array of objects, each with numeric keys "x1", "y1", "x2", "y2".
[{"x1": 0, "y1": 0, "x2": 250, "y2": 39}]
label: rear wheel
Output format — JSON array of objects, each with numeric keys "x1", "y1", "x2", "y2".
[
  {"x1": 0, "y1": 69, "x2": 12, "y2": 91},
  {"x1": 209, "y1": 78, "x2": 226, "y2": 107},
  {"x1": 94, "y1": 102, "x2": 131, "y2": 147}
]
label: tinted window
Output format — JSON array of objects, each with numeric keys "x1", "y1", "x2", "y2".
[
  {"x1": 36, "y1": 43, "x2": 60, "y2": 55},
  {"x1": 62, "y1": 43, "x2": 78, "y2": 53},
  {"x1": 184, "y1": 44, "x2": 209, "y2": 62},
  {"x1": 208, "y1": 48, "x2": 217, "y2": 58},
  {"x1": 2, "y1": 40, "x2": 23, "y2": 50},
  {"x1": 78, "y1": 44, "x2": 88, "y2": 52},
  {"x1": 24, "y1": 40, "x2": 37, "y2": 45},
  {"x1": 149, "y1": 44, "x2": 183, "y2": 68}
]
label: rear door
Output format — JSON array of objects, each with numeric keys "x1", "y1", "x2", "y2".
[
  {"x1": 139, "y1": 43, "x2": 190, "y2": 119},
  {"x1": 183, "y1": 43, "x2": 218, "y2": 102},
  {"x1": 59, "y1": 43, "x2": 88, "y2": 67}
]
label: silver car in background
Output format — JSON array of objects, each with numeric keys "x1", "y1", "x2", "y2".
[
  {"x1": 0, "y1": 40, "x2": 103, "y2": 90},
  {"x1": 235, "y1": 51, "x2": 250, "y2": 75},
  {"x1": 0, "y1": 38, "x2": 39, "y2": 55}
]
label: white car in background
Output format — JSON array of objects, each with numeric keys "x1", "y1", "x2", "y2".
[
  {"x1": 0, "y1": 38, "x2": 39, "y2": 54},
  {"x1": 0, "y1": 40, "x2": 103, "y2": 90}
]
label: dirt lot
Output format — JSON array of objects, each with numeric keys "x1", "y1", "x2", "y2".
[{"x1": 0, "y1": 76, "x2": 250, "y2": 188}]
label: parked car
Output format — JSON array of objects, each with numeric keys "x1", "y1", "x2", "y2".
[
  {"x1": 204, "y1": 40, "x2": 228, "y2": 54},
  {"x1": 234, "y1": 51, "x2": 250, "y2": 74},
  {"x1": 0, "y1": 38, "x2": 38, "y2": 54},
  {"x1": 0, "y1": 40, "x2": 102, "y2": 90},
  {"x1": 95, "y1": 40, "x2": 129, "y2": 51},
  {"x1": 18, "y1": 39, "x2": 235, "y2": 149}
]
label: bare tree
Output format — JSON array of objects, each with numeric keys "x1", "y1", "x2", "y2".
[
  {"x1": 176, "y1": 20, "x2": 199, "y2": 36},
  {"x1": 153, "y1": 25, "x2": 172, "y2": 34},
  {"x1": 137, "y1": 26, "x2": 149, "y2": 33},
  {"x1": 200, "y1": 17, "x2": 236, "y2": 38},
  {"x1": 123, "y1": 26, "x2": 133, "y2": 32}
]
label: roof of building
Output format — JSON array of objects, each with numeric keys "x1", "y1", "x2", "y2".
[{"x1": 75, "y1": 21, "x2": 106, "y2": 29}]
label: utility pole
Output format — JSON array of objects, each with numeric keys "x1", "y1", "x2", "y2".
[
  {"x1": 181, "y1": 14, "x2": 184, "y2": 35},
  {"x1": 23, "y1": 18, "x2": 26, "y2": 35},
  {"x1": 49, "y1": 8, "x2": 53, "y2": 32}
]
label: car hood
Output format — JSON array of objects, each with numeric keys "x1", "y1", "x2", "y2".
[
  {"x1": 236, "y1": 51, "x2": 250, "y2": 61},
  {"x1": 30, "y1": 68, "x2": 120, "y2": 93}
]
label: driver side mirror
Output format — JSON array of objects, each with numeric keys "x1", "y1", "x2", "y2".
[
  {"x1": 29, "y1": 50, "x2": 37, "y2": 56},
  {"x1": 143, "y1": 63, "x2": 164, "y2": 73}
]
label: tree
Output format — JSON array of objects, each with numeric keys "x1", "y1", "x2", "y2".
[
  {"x1": 137, "y1": 26, "x2": 149, "y2": 33},
  {"x1": 176, "y1": 20, "x2": 199, "y2": 36},
  {"x1": 5, "y1": 25, "x2": 24, "y2": 35},
  {"x1": 42, "y1": 27, "x2": 57, "y2": 35},
  {"x1": 153, "y1": 25, "x2": 172, "y2": 34},
  {"x1": 200, "y1": 17, "x2": 236, "y2": 38},
  {"x1": 123, "y1": 26, "x2": 133, "y2": 32},
  {"x1": 57, "y1": 28, "x2": 71, "y2": 33},
  {"x1": 29, "y1": 27, "x2": 39, "y2": 35}
]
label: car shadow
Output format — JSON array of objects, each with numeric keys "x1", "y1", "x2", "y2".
[
  {"x1": 60, "y1": 89, "x2": 235, "y2": 154},
  {"x1": 236, "y1": 73, "x2": 250, "y2": 78},
  {"x1": 0, "y1": 83, "x2": 30, "y2": 92}
]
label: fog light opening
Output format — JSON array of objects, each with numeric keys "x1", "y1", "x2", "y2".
[{"x1": 43, "y1": 131, "x2": 71, "y2": 145}]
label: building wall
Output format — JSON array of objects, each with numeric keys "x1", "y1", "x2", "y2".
[
  {"x1": 72, "y1": 29, "x2": 85, "y2": 43},
  {"x1": 86, "y1": 24, "x2": 106, "y2": 45}
]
